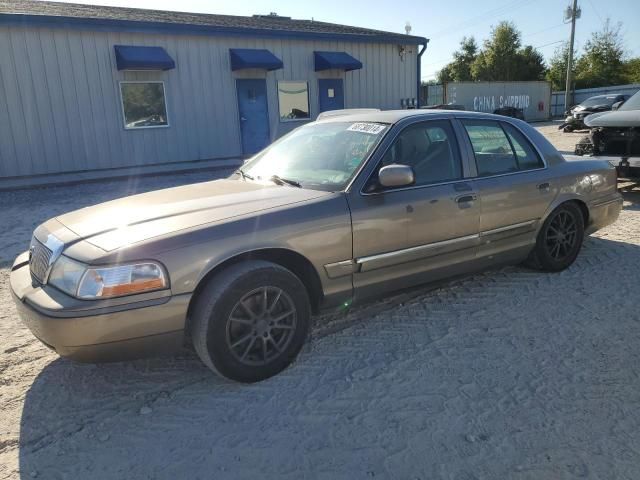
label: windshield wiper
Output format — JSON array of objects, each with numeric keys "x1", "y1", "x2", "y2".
[
  {"x1": 269, "y1": 175, "x2": 302, "y2": 188},
  {"x1": 236, "y1": 168, "x2": 254, "y2": 181}
]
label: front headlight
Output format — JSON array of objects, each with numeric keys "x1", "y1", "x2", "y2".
[
  {"x1": 48, "y1": 256, "x2": 86, "y2": 296},
  {"x1": 49, "y1": 257, "x2": 168, "y2": 299}
]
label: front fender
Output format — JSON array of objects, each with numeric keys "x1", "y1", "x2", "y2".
[{"x1": 154, "y1": 194, "x2": 353, "y2": 299}]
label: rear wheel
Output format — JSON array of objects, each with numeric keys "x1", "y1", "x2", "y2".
[
  {"x1": 191, "y1": 260, "x2": 311, "y2": 383},
  {"x1": 526, "y1": 202, "x2": 585, "y2": 272}
]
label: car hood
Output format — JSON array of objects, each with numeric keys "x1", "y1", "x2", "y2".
[
  {"x1": 54, "y1": 178, "x2": 332, "y2": 251},
  {"x1": 585, "y1": 109, "x2": 640, "y2": 128}
]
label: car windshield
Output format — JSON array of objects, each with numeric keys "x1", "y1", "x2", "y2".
[
  {"x1": 619, "y1": 91, "x2": 640, "y2": 111},
  {"x1": 580, "y1": 96, "x2": 618, "y2": 108},
  {"x1": 240, "y1": 121, "x2": 389, "y2": 191}
]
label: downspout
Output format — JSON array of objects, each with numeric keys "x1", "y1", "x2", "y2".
[{"x1": 416, "y1": 39, "x2": 429, "y2": 108}]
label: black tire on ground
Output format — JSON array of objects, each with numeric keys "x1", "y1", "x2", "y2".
[
  {"x1": 190, "y1": 260, "x2": 311, "y2": 383},
  {"x1": 563, "y1": 126, "x2": 574, "y2": 133},
  {"x1": 525, "y1": 202, "x2": 585, "y2": 272}
]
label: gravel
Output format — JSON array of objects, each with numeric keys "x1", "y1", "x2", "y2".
[{"x1": 1, "y1": 125, "x2": 640, "y2": 479}]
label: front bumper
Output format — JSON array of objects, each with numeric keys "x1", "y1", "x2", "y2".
[{"x1": 10, "y1": 252, "x2": 190, "y2": 362}]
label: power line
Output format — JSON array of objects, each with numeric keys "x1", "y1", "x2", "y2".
[
  {"x1": 423, "y1": 57, "x2": 456, "y2": 67},
  {"x1": 534, "y1": 39, "x2": 565, "y2": 49},
  {"x1": 522, "y1": 23, "x2": 566, "y2": 38},
  {"x1": 424, "y1": 18, "x2": 565, "y2": 73},
  {"x1": 428, "y1": 0, "x2": 536, "y2": 40},
  {"x1": 587, "y1": 0, "x2": 604, "y2": 23}
]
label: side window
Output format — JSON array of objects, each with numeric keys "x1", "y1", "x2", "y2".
[
  {"x1": 502, "y1": 123, "x2": 544, "y2": 170},
  {"x1": 462, "y1": 120, "x2": 518, "y2": 176},
  {"x1": 379, "y1": 120, "x2": 463, "y2": 187}
]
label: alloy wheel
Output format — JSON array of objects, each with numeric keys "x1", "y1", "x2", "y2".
[
  {"x1": 544, "y1": 210, "x2": 578, "y2": 261},
  {"x1": 225, "y1": 286, "x2": 297, "y2": 366}
]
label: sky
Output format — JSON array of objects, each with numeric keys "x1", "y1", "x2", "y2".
[{"x1": 50, "y1": 0, "x2": 640, "y2": 81}]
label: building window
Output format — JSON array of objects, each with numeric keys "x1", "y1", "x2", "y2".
[
  {"x1": 278, "y1": 81, "x2": 310, "y2": 121},
  {"x1": 120, "y1": 82, "x2": 169, "y2": 129}
]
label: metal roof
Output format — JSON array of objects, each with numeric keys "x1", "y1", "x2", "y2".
[{"x1": 0, "y1": 0, "x2": 428, "y2": 45}]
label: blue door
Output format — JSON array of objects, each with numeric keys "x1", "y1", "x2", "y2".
[
  {"x1": 236, "y1": 79, "x2": 270, "y2": 155},
  {"x1": 318, "y1": 79, "x2": 344, "y2": 113}
]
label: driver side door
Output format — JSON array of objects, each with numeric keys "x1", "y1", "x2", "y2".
[{"x1": 347, "y1": 118, "x2": 480, "y2": 300}]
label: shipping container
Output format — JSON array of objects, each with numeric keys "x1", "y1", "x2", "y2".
[{"x1": 445, "y1": 81, "x2": 551, "y2": 121}]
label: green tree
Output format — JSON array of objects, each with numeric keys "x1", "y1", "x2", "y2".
[
  {"x1": 469, "y1": 21, "x2": 545, "y2": 81},
  {"x1": 574, "y1": 19, "x2": 626, "y2": 88},
  {"x1": 450, "y1": 36, "x2": 479, "y2": 81},
  {"x1": 471, "y1": 21, "x2": 521, "y2": 80},
  {"x1": 517, "y1": 45, "x2": 546, "y2": 81},
  {"x1": 436, "y1": 63, "x2": 454, "y2": 84},
  {"x1": 623, "y1": 57, "x2": 640, "y2": 83},
  {"x1": 436, "y1": 37, "x2": 478, "y2": 83},
  {"x1": 546, "y1": 42, "x2": 578, "y2": 91}
]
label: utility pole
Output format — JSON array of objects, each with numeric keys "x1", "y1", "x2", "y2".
[{"x1": 564, "y1": 0, "x2": 580, "y2": 111}]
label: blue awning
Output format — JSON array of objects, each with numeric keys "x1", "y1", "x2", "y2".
[
  {"x1": 314, "y1": 51, "x2": 363, "y2": 71},
  {"x1": 229, "y1": 49, "x2": 283, "y2": 71},
  {"x1": 114, "y1": 45, "x2": 175, "y2": 71}
]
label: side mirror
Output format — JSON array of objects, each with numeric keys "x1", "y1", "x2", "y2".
[
  {"x1": 612, "y1": 101, "x2": 623, "y2": 111},
  {"x1": 378, "y1": 164, "x2": 415, "y2": 188}
]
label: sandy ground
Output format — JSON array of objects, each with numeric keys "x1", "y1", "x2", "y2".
[
  {"x1": 533, "y1": 121, "x2": 589, "y2": 154},
  {"x1": 2, "y1": 125, "x2": 640, "y2": 479}
]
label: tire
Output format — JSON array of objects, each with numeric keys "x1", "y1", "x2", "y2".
[
  {"x1": 563, "y1": 126, "x2": 574, "y2": 133},
  {"x1": 191, "y1": 260, "x2": 311, "y2": 383},
  {"x1": 526, "y1": 202, "x2": 585, "y2": 272}
]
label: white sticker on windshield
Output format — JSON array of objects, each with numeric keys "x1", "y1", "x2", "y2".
[{"x1": 347, "y1": 122, "x2": 386, "y2": 135}]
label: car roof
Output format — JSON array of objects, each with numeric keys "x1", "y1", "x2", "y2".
[{"x1": 315, "y1": 109, "x2": 500, "y2": 125}]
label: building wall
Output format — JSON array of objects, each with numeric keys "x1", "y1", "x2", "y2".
[{"x1": 0, "y1": 24, "x2": 417, "y2": 179}]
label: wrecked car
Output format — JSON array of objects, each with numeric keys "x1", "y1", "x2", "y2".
[
  {"x1": 575, "y1": 91, "x2": 640, "y2": 180},
  {"x1": 560, "y1": 94, "x2": 629, "y2": 133}
]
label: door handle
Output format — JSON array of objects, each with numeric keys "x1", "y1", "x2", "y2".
[
  {"x1": 537, "y1": 182, "x2": 550, "y2": 191},
  {"x1": 455, "y1": 194, "x2": 477, "y2": 203}
]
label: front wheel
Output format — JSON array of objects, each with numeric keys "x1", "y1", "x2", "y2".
[
  {"x1": 526, "y1": 202, "x2": 585, "y2": 272},
  {"x1": 191, "y1": 260, "x2": 311, "y2": 383}
]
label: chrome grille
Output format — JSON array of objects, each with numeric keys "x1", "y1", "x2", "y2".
[{"x1": 29, "y1": 238, "x2": 53, "y2": 283}]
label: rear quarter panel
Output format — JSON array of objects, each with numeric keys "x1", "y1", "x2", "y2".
[{"x1": 541, "y1": 157, "x2": 620, "y2": 230}]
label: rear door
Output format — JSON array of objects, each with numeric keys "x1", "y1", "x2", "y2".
[{"x1": 458, "y1": 118, "x2": 556, "y2": 257}]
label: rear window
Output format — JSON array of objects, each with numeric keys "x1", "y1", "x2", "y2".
[
  {"x1": 462, "y1": 120, "x2": 544, "y2": 176},
  {"x1": 502, "y1": 123, "x2": 544, "y2": 170}
]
